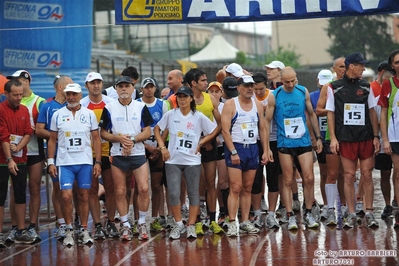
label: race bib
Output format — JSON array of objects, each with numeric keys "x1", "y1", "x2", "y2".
[
  {"x1": 10, "y1": 134, "x2": 23, "y2": 157},
  {"x1": 343, "y1": 103, "x2": 365, "y2": 125},
  {"x1": 176, "y1": 131, "x2": 197, "y2": 155},
  {"x1": 319, "y1": 116, "x2": 327, "y2": 132},
  {"x1": 65, "y1": 131, "x2": 85, "y2": 152},
  {"x1": 284, "y1": 117, "x2": 306, "y2": 139},
  {"x1": 241, "y1": 122, "x2": 258, "y2": 144}
]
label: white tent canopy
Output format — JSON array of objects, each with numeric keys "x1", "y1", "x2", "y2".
[{"x1": 182, "y1": 34, "x2": 239, "y2": 62}]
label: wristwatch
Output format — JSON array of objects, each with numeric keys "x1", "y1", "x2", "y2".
[
  {"x1": 130, "y1": 136, "x2": 136, "y2": 144},
  {"x1": 6, "y1": 157, "x2": 13, "y2": 163},
  {"x1": 231, "y1": 149, "x2": 238, "y2": 156}
]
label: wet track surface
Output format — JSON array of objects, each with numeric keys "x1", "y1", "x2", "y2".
[{"x1": 1, "y1": 166, "x2": 398, "y2": 266}]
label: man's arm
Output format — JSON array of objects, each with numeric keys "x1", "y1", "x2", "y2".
[
  {"x1": 315, "y1": 83, "x2": 329, "y2": 117},
  {"x1": 380, "y1": 107, "x2": 391, "y2": 154},
  {"x1": 255, "y1": 100, "x2": 271, "y2": 164},
  {"x1": 91, "y1": 129, "x2": 102, "y2": 178},
  {"x1": 221, "y1": 99, "x2": 235, "y2": 153},
  {"x1": 369, "y1": 108, "x2": 380, "y2": 154},
  {"x1": 305, "y1": 90, "x2": 322, "y2": 154},
  {"x1": 35, "y1": 123, "x2": 50, "y2": 139}
]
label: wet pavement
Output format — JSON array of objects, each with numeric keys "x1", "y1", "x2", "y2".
[{"x1": 0, "y1": 165, "x2": 398, "y2": 266}]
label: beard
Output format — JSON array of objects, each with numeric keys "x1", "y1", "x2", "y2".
[{"x1": 68, "y1": 102, "x2": 80, "y2": 108}]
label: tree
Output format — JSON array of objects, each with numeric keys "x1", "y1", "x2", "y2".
[
  {"x1": 235, "y1": 51, "x2": 247, "y2": 65},
  {"x1": 264, "y1": 45, "x2": 301, "y2": 69},
  {"x1": 326, "y1": 15, "x2": 398, "y2": 60}
]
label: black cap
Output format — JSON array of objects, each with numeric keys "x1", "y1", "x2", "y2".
[
  {"x1": 377, "y1": 60, "x2": 391, "y2": 72},
  {"x1": 115, "y1": 76, "x2": 134, "y2": 86},
  {"x1": 345, "y1": 52, "x2": 370, "y2": 66},
  {"x1": 252, "y1": 72, "x2": 267, "y2": 83},
  {"x1": 175, "y1": 86, "x2": 193, "y2": 96},
  {"x1": 222, "y1": 77, "x2": 238, "y2": 98}
]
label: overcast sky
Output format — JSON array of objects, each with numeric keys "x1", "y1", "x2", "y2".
[{"x1": 224, "y1": 21, "x2": 272, "y2": 35}]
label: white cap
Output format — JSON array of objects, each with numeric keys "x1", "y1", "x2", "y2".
[
  {"x1": 263, "y1": 61, "x2": 285, "y2": 70},
  {"x1": 317, "y1": 69, "x2": 333, "y2": 85},
  {"x1": 226, "y1": 63, "x2": 244, "y2": 78},
  {"x1": 85, "y1": 72, "x2": 103, "y2": 83},
  {"x1": 64, "y1": 83, "x2": 82, "y2": 93},
  {"x1": 237, "y1": 75, "x2": 255, "y2": 85},
  {"x1": 7, "y1": 70, "x2": 32, "y2": 82}
]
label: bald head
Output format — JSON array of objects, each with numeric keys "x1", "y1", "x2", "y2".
[
  {"x1": 167, "y1": 69, "x2": 184, "y2": 92},
  {"x1": 280, "y1": 67, "x2": 298, "y2": 91},
  {"x1": 280, "y1": 67, "x2": 297, "y2": 79},
  {"x1": 333, "y1": 57, "x2": 346, "y2": 80}
]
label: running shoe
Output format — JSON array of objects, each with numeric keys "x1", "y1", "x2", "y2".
[
  {"x1": 150, "y1": 218, "x2": 165, "y2": 232},
  {"x1": 239, "y1": 220, "x2": 260, "y2": 234},
  {"x1": 132, "y1": 222, "x2": 139, "y2": 236},
  {"x1": 138, "y1": 223, "x2": 149, "y2": 240},
  {"x1": 311, "y1": 201, "x2": 321, "y2": 222},
  {"x1": 195, "y1": 222, "x2": 204, "y2": 236},
  {"x1": 381, "y1": 205, "x2": 393, "y2": 219},
  {"x1": 217, "y1": 213, "x2": 226, "y2": 226},
  {"x1": 292, "y1": 200, "x2": 301, "y2": 213},
  {"x1": 186, "y1": 225, "x2": 197, "y2": 239},
  {"x1": 325, "y1": 209, "x2": 337, "y2": 226},
  {"x1": 303, "y1": 212, "x2": 319, "y2": 228},
  {"x1": 105, "y1": 221, "x2": 119, "y2": 238},
  {"x1": 114, "y1": 211, "x2": 121, "y2": 222},
  {"x1": 202, "y1": 216, "x2": 210, "y2": 228},
  {"x1": 6, "y1": 227, "x2": 17, "y2": 243},
  {"x1": 251, "y1": 213, "x2": 263, "y2": 228},
  {"x1": 55, "y1": 224, "x2": 67, "y2": 239},
  {"x1": 93, "y1": 224, "x2": 106, "y2": 240},
  {"x1": 0, "y1": 233, "x2": 5, "y2": 248},
  {"x1": 63, "y1": 229, "x2": 75, "y2": 246},
  {"x1": 355, "y1": 201, "x2": 364, "y2": 215},
  {"x1": 340, "y1": 205, "x2": 349, "y2": 219},
  {"x1": 158, "y1": 216, "x2": 166, "y2": 228},
  {"x1": 320, "y1": 205, "x2": 329, "y2": 220},
  {"x1": 27, "y1": 227, "x2": 41, "y2": 242},
  {"x1": 279, "y1": 208, "x2": 288, "y2": 224},
  {"x1": 287, "y1": 216, "x2": 298, "y2": 230},
  {"x1": 78, "y1": 229, "x2": 93, "y2": 244},
  {"x1": 119, "y1": 226, "x2": 133, "y2": 241},
  {"x1": 365, "y1": 212, "x2": 379, "y2": 228},
  {"x1": 265, "y1": 214, "x2": 280, "y2": 229},
  {"x1": 226, "y1": 222, "x2": 238, "y2": 237},
  {"x1": 343, "y1": 213, "x2": 357, "y2": 228},
  {"x1": 15, "y1": 230, "x2": 35, "y2": 244},
  {"x1": 209, "y1": 221, "x2": 224, "y2": 234},
  {"x1": 392, "y1": 200, "x2": 398, "y2": 209},
  {"x1": 166, "y1": 216, "x2": 175, "y2": 229},
  {"x1": 169, "y1": 224, "x2": 186, "y2": 240}
]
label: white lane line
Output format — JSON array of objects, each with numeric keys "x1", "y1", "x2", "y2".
[
  {"x1": 249, "y1": 234, "x2": 268, "y2": 266},
  {"x1": 113, "y1": 233, "x2": 162, "y2": 266}
]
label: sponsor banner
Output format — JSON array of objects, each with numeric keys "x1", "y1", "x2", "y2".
[
  {"x1": 0, "y1": 0, "x2": 92, "y2": 71},
  {"x1": 4, "y1": 1, "x2": 64, "y2": 22},
  {"x1": 4, "y1": 49, "x2": 61, "y2": 69},
  {"x1": 115, "y1": 0, "x2": 399, "y2": 25}
]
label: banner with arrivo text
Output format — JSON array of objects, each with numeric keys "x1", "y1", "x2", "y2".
[{"x1": 115, "y1": 0, "x2": 399, "y2": 25}]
